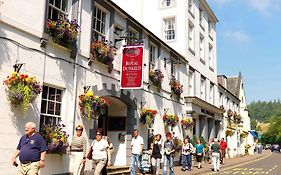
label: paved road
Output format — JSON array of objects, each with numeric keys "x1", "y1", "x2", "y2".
[{"x1": 204, "y1": 152, "x2": 281, "y2": 175}]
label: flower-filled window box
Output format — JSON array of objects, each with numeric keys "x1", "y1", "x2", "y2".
[
  {"x1": 140, "y1": 108, "x2": 157, "y2": 127},
  {"x1": 169, "y1": 76, "x2": 183, "y2": 96},
  {"x1": 163, "y1": 114, "x2": 179, "y2": 127},
  {"x1": 225, "y1": 129, "x2": 234, "y2": 137},
  {"x1": 41, "y1": 124, "x2": 69, "y2": 154},
  {"x1": 181, "y1": 117, "x2": 193, "y2": 129},
  {"x1": 46, "y1": 16, "x2": 79, "y2": 49},
  {"x1": 149, "y1": 69, "x2": 164, "y2": 91},
  {"x1": 3, "y1": 72, "x2": 42, "y2": 112},
  {"x1": 89, "y1": 40, "x2": 117, "y2": 73},
  {"x1": 79, "y1": 90, "x2": 110, "y2": 119}
]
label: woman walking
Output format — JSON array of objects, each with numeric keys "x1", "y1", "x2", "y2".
[
  {"x1": 195, "y1": 139, "x2": 204, "y2": 169},
  {"x1": 181, "y1": 138, "x2": 193, "y2": 171},
  {"x1": 89, "y1": 128, "x2": 110, "y2": 175},
  {"x1": 68, "y1": 125, "x2": 87, "y2": 175},
  {"x1": 150, "y1": 134, "x2": 162, "y2": 175}
]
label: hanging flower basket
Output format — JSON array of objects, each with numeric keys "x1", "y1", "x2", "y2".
[
  {"x1": 89, "y1": 39, "x2": 117, "y2": 73},
  {"x1": 41, "y1": 123, "x2": 69, "y2": 154},
  {"x1": 140, "y1": 108, "x2": 157, "y2": 127},
  {"x1": 240, "y1": 132, "x2": 248, "y2": 138},
  {"x1": 227, "y1": 109, "x2": 233, "y2": 117},
  {"x1": 78, "y1": 90, "x2": 110, "y2": 119},
  {"x1": 181, "y1": 117, "x2": 193, "y2": 129},
  {"x1": 46, "y1": 16, "x2": 79, "y2": 49},
  {"x1": 225, "y1": 129, "x2": 234, "y2": 137},
  {"x1": 163, "y1": 114, "x2": 179, "y2": 127},
  {"x1": 3, "y1": 72, "x2": 42, "y2": 112},
  {"x1": 149, "y1": 69, "x2": 164, "y2": 91},
  {"x1": 169, "y1": 76, "x2": 183, "y2": 96}
]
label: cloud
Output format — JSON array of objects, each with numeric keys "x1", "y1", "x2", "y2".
[
  {"x1": 223, "y1": 31, "x2": 250, "y2": 43},
  {"x1": 246, "y1": 0, "x2": 276, "y2": 15}
]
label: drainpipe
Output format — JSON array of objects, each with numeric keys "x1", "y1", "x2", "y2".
[{"x1": 71, "y1": 0, "x2": 82, "y2": 136}]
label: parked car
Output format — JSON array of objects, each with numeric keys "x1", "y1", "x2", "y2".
[
  {"x1": 271, "y1": 144, "x2": 280, "y2": 152},
  {"x1": 265, "y1": 144, "x2": 272, "y2": 150}
]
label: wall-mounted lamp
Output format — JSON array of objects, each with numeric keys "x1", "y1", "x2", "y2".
[{"x1": 164, "y1": 57, "x2": 181, "y2": 68}]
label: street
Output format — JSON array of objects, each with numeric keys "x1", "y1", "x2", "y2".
[{"x1": 204, "y1": 152, "x2": 280, "y2": 175}]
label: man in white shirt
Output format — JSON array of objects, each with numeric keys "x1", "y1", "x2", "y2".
[{"x1": 130, "y1": 129, "x2": 144, "y2": 175}]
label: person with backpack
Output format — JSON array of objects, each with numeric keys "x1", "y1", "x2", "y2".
[
  {"x1": 163, "y1": 132, "x2": 175, "y2": 175},
  {"x1": 181, "y1": 137, "x2": 193, "y2": 171},
  {"x1": 211, "y1": 138, "x2": 221, "y2": 172}
]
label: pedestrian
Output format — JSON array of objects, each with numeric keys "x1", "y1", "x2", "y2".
[
  {"x1": 163, "y1": 132, "x2": 175, "y2": 175},
  {"x1": 130, "y1": 129, "x2": 144, "y2": 175},
  {"x1": 150, "y1": 134, "x2": 162, "y2": 175},
  {"x1": 257, "y1": 144, "x2": 263, "y2": 154},
  {"x1": 210, "y1": 138, "x2": 221, "y2": 172},
  {"x1": 89, "y1": 128, "x2": 110, "y2": 175},
  {"x1": 11, "y1": 122, "x2": 47, "y2": 175},
  {"x1": 181, "y1": 137, "x2": 193, "y2": 171},
  {"x1": 220, "y1": 138, "x2": 227, "y2": 164},
  {"x1": 195, "y1": 138, "x2": 204, "y2": 169},
  {"x1": 68, "y1": 124, "x2": 87, "y2": 175},
  {"x1": 101, "y1": 135, "x2": 114, "y2": 175}
]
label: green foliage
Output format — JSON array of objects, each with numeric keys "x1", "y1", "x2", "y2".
[
  {"x1": 248, "y1": 100, "x2": 281, "y2": 122},
  {"x1": 260, "y1": 116, "x2": 281, "y2": 144}
]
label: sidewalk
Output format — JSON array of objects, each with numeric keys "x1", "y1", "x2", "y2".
[{"x1": 173, "y1": 150, "x2": 271, "y2": 175}]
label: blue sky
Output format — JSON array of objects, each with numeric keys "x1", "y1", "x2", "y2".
[{"x1": 207, "y1": 0, "x2": 281, "y2": 103}]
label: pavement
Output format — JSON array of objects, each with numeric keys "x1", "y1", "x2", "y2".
[{"x1": 172, "y1": 150, "x2": 271, "y2": 175}]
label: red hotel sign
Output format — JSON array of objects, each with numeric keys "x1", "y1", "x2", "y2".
[{"x1": 121, "y1": 46, "x2": 144, "y2": 89}]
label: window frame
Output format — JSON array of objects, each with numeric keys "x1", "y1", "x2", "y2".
[
  {"x1": 149, "y1": 43, "x2": 157, "y2": 70},
  {"x1": 209, "y1": 43, "x2": 214, "y2": 69},
  {"x1": 188, "y1": 21, "x2": 195, "y2": 53},
  {"x1": 47, "y1": 0, "x2": 69, "y2": 21},
  {"x1": 200, "y1": 77, "x2": 206, "y2": 100},
  {"x1": 199, "y1": 33, "x2": 205, "y2": 63},
  {"x1": 188, "y1": 0, "x2": 194, "y2": 17},
  {"x1": 163, "y1": 17, "x2": 176, "y2": 41},
  {"x1": 92, "y1": 4, "x2": 109, "y2": 41},
  {"x1": 188, "y1": 70, "x2": 195, "y2": 96},
  {"x1": 39, "y1": 85, "x2": 63, "y2": 131},
  {"x1": 161, "y1": 0, "x2": 175, "y2": 8}
]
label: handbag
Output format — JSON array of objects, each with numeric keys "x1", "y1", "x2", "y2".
[{"x1": 86, "y1": 146, "x2": 93, "y2": 159}]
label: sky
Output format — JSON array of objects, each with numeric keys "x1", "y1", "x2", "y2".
[{"x1": 207, "y1": 0, "x2": 281, "y2": 103}]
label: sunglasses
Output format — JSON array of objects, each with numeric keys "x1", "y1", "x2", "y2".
[
  {"x1": 96, "y1": 133, "x2": 102, "y2": 136},
  {"x1": 76, "y1": 128, "x2": 83, "y2": 131}
]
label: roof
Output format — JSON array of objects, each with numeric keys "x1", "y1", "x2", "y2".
[{"x1": 226, "y1": 72, "x2": 243, "y2": 98}]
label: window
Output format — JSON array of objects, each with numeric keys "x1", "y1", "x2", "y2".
[
  {"x1": 164, "y1": 18, "x2": 176, "y2": 41},
  {"x1": 227, "y1": 97, "x2": 230, "y2": 109},
  {"x1": 219, "y1": 92, "x2": 223, "y2": 106},
  {"x1": 199, "y1": 7, "x2": 204, "y2": 29},
  {"x1": 149, "y1": 44, "x2": 157, "y2": 70},
  {"x1": 127, "y1": 28, "x2": 139, "y2": 45},
  {"x1": 48, "y1": 0, "x2": 68, "y2": 21},
  {"x1": 188, "y1": 0, "x2": 194, "y2": 17},
  {"x1": 200, "y1": 77, "x2": 206, "y2": 100},
  {"x1": 208, "y1": 20, "x2": 214, "y2": 39},
  {"x1": 161, "y1": 0, "x2": 175, "y2": 7},
  {"x1": 188, "y1": 70, "x2": 194, "y2": 96},
  {"x1": 188, "y1": 22, "x2": 195, "y2": 52},
  {"x1": 40, "y1": 85, "x2": 63, "y2": 131},
  {"x1": 92, "y1": 6, "x2": 106, "y2": 40},
  {"x1": 200, "y1": 34, "x2": 205, "y2": 62},
  {"x1": 171, "y1": 62, "x2": 175, "y2": 76},
  {"x1": 209, "y1": 44, "x2": 214, "y2": 69},
  {"x1": 210, "y1": 83, "x2": 214, "y2": 104}
]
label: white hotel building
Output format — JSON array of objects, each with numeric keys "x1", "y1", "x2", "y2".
[{"x1": 0, "y1": 0, "x2": 251, "y2": 174}]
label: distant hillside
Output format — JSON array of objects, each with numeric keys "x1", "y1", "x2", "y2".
[{"x1": 247, "y1": 100, "x2": 281, "y2": 122}]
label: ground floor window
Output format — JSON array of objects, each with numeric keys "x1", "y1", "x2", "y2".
[{"x1": 39, "y1": 85, "x2": 63, "y2": 130}]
